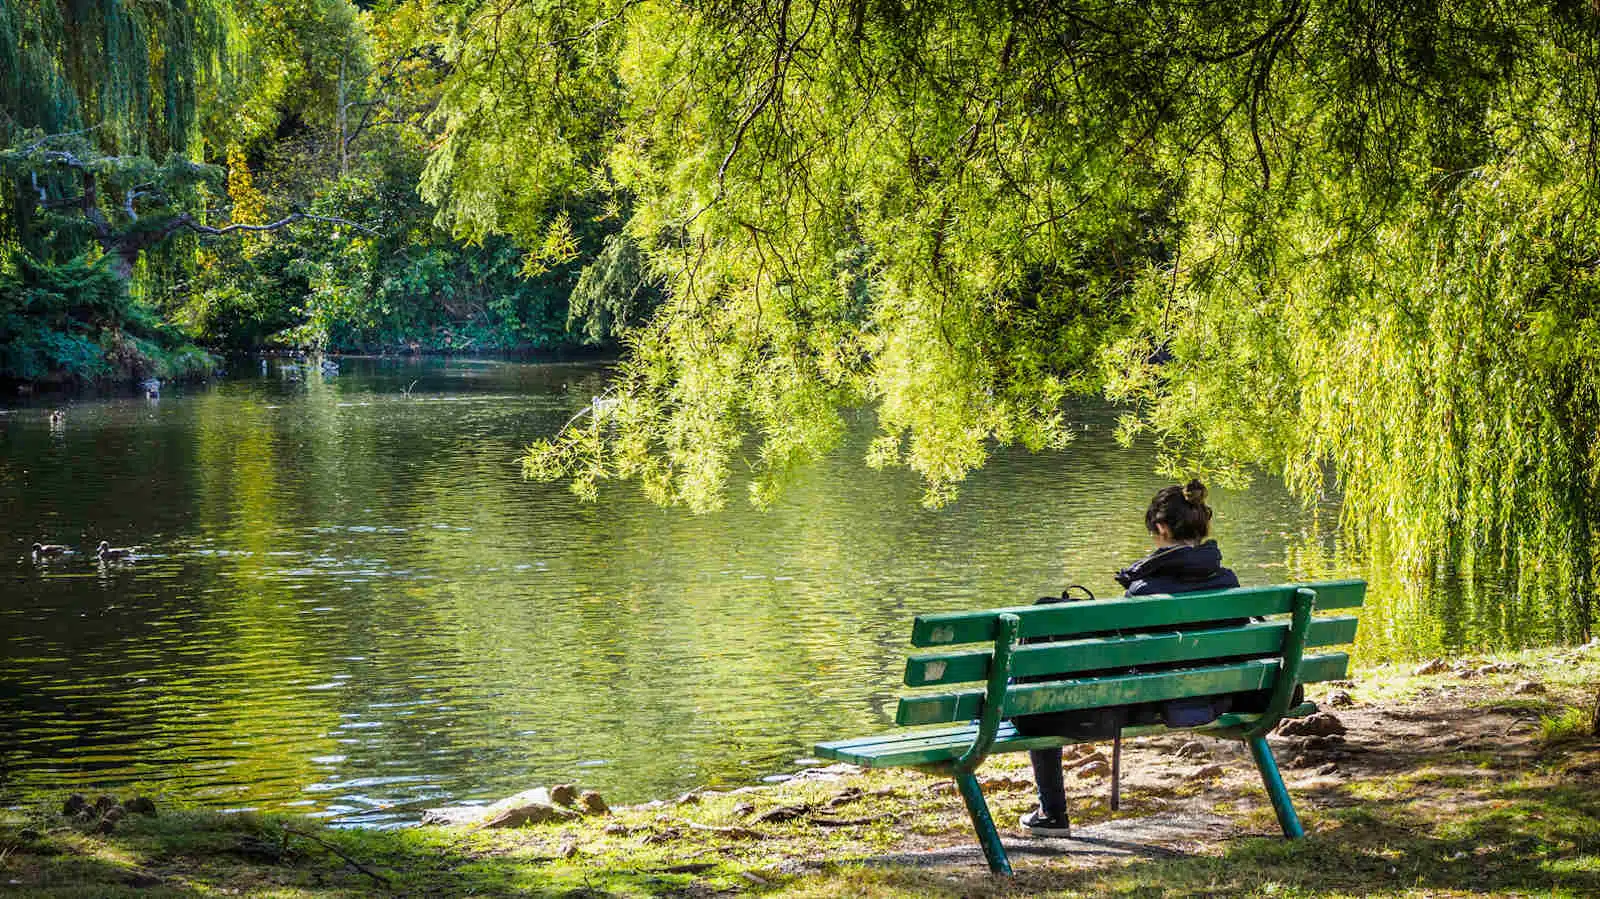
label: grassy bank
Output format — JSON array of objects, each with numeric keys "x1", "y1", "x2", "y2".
[{"x1": 3, "y1": 644, "x2": 1597, "y2": 898}]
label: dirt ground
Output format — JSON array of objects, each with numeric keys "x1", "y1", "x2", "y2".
[{"x1": 3, "y1": 643, "x2": 1597, "y2": 897}]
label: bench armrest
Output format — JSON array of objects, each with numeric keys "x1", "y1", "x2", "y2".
[
  {"x1": 955, "y1": 612, "x2": 1019, "y2": 771},
  {"x1": 1243, "y1": 586, "x2": 1316, "y2": 739}
]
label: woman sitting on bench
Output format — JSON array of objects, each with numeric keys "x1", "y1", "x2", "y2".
[{"x1": 1016, "y1": 479, "x2": 1239, "y2": 837}]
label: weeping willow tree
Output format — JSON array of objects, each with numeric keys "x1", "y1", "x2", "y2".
[
  {"x1": 0, "y1": 0, "x2": 238, "y2": 379},
  {"x1": 421, "y1": 2, "x2": 1598, "y2": 643},
  {"x1": 0, "y1": 1, "x2": 382, "y2": 380},
  {"x1": 0, "y1": 0, "x2": 240, "y2": 239}
]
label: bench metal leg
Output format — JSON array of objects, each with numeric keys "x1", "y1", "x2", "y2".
[
  {"x1": 1247, "y1": 735, "x2": 1304, "y2": 839},
  {"x1": 1110, "y1": 733, "x2": 1122, "y2": 811},
  {"x1": 953, "y1": 770, "x2": 1012, "y2": 875}
]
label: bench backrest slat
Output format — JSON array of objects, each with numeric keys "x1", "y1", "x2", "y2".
[
  {"x1": 895, "y1": 652, "x2": 1351, "y2": 726},
  {"x1": 905, "y1": 616, "x2": 1359, "y2": 687},
  {"x1": 910, "y1": 579, "x2": 1366, "y2": 647}
]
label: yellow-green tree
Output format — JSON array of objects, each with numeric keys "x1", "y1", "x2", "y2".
[{"x1": 423, "y1": 2, "x2": 1599, "y2": 639}]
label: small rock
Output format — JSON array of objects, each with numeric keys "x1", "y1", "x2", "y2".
[
  {"x1": 1413, "y1": 658, "x2": 1449, "y2": 676},
  {"x1": 1327, "y1": 690, "x2": 1355, "y2": 708},
  {"x1": 1513, "y1": 681, "x2": 1545, "y2": 695},
  {"x1": 1316, "y1": 762, "x2": 1339, "y2": 776},
  {"x1": 124, "y1": 796, "x2": 157, "y2": 816},
  {"x1": 62, "y1": 794, "x2": 88, "y2": 817},
  {"x1": 740, "y1": 872, "x2": 771, "y2": 887},
  {"x1": 1456, "y1": 667, "x2": 1479, "y2": 679},
  {"x1": 577, "y1": 790, "x2": 609, "y2": 815},
  {"x1": 558, "y1": 835, "x2": 579, "y2": 858},
  {"x1": 927, "y1": 781, "x2": 957, "y2": 795},
  {"x1": 733, "y1": 802, "x2": 757, "y2": 817},
  {"x1": 94, "y1": 806, "x2": 125, "y2": 834},
  {"x1": 92, "y1": 795, "x2": 119, "y2": 814},
  {"x1": 421, "y1": 806, "x2": 487, "y2": 826},
  {"x1": 1305, "y1": 735, "x2": 1347, "y2": 751},
  {"x1": 1174, "y1": 740, "x2": 1210, "y2": 759},
  {"x1": 1277, "y1": 713, "x2": 1346, "y2": 737},
  {"x1": 675, "y1": 791, "x2": 701, "y2": 806},
  {"x1": 603, "y1": 823, "x2": 631, "y2": 835},
  {"x1": 18, "y1": 828, "x2": 40, "y2": 841},
  {"x1": 1073, "y1": 759, "x2": 1111, "y2": 778},
  {"x1": 480, "y1": 801, "x2": 580, "y2": 828},
  {"x1": 642, "y1": 827, "x2": 682, "y2": 844},
  {"x1": 550, "y1": 784, "x2": 578, "y2": 807},
  {"x1": 496, "y1": 787, "x2": 552, "y2": 808},
  {"x1": 1192, "y1": 764, "x2": 1226, "y2": 780},
  {"x1": 1287, "y1": 754, "x2": 1311, "y2": 769}
]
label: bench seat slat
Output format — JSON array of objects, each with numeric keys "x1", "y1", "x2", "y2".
[
  {"x1": 906, "y1": 616, "x2": 1359, "y2": 686},
  {"x1": 896, "y1": 652, "x2": 1349, "y2": 726},
  {"x1": 817, "y1": 703, "x2": 1321, "y2": 768},
  {"x1": 910, "y1": 579, "x2": 1365, "y2": 647}
]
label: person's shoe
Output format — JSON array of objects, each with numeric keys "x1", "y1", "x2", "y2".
[{"x1": 1019, "y1": 808, "x2": 1071, "y2": 837}]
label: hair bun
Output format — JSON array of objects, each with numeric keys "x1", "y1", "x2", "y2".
[{"x1": 1182, "y1": 479, "x2": 1207, "y2": 505}]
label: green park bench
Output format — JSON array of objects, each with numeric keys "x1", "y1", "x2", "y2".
[{"x1": 815, "y1": 579, "x2": 1367, "y2": 874}]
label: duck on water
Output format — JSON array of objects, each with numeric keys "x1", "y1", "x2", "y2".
[{"x1": 96, "y1": 541, "x2": 135, "y2": 562}]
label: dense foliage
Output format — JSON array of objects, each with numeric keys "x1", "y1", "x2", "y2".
[
  {"x1": 422, "y1": 2, "x2": 1598, "y2": 640},
  {"x1": 0, "y1": 252, "x2": 211, "y2": 381},
  {"x1": 0, "y1": 0, "x2": 654, "y2": 385},
  {"x1": 3, "y1": 0, "x2": 1597, "y2": 642}
]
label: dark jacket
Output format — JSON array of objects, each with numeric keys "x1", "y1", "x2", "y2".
[
  {"x1": 1114, "y1": 540, "x2": 1240, "y2": 596},
  {"x1": 1012, "y1": 541, "x2": 1248, "y2": 737}
]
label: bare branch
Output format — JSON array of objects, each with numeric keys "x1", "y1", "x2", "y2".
[{"x1": 173, "y1": 212, "x2": 379, "y2": 238}]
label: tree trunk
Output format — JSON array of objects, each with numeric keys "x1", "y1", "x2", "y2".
[
  {"x1": 1592, "y1": 682, "x2": 1599, "y2": 738},
  {"x1": 107, "y1": 246, "x2": 138, "y2": 282}
]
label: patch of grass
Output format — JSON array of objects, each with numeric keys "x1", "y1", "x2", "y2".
[{"x1": 1540, "y1": 706, "x2": 1593, "y2": 744}]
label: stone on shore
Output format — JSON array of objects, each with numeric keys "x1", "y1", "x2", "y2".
[
  {"x1": 422, "y1": 787, "x2": 582, "y2": 828},
  {"x1": 124, "y1": 796, "x2": 158, "y2": 816},
  {"x1": 1276, "y1": 712, "x2": 1346, "y2": 737},
  {"x1": 578, "y1": 790, "x2": 609, "y2": 815},
  {"x1": 1074, "y1": 758, "x2": 1111, "y2": 778}
]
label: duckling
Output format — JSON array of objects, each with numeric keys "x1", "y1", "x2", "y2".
[
  {"x1": 96, "y1": 540, "x2": 135, "y2": 562},
  {"x1": 32, "y1": 542, "x2": 71, "y2": 558}
]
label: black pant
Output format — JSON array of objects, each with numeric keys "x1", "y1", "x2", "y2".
[{"x1": 1030, "y1": 748, "x2": 1069, "y2": 818}]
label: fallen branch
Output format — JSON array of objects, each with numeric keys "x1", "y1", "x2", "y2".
[{"x1": 282, "y1": 826, "x2": 391, "y2": 887}]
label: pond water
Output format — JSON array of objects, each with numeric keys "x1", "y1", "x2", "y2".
[{"x1": 0, "y1": 357, "x2": 1548, "y2": 824}]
